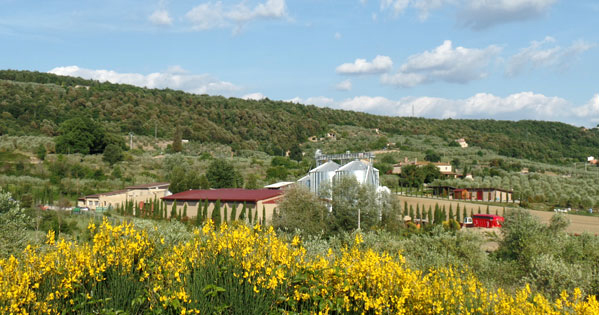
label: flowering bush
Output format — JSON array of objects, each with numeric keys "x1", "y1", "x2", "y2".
[{"x1": 1, "y1": 219, "x2": 598, "y2": 314}]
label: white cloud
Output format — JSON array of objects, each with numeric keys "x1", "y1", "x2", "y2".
[
  {"x1": 283, "y1": 91, "x2": 599, "y2": 125},
  {"x1": 574, "y1": 94, "x2": 599, "y2": 118},
  {"x1": 506, "y1": 37, "x2": 594, "y2": 76},
  {"x1": 148, "y1": 9, "x2": 172, "y2": 26},
  {"x1": 336, "y1": 91, "x2": 569, "y2": 120},
  {"x1": 48, "y1": 65, "x2": 240, "y2": 95},
  {"x1": 185, "y1": 0, "x2": 287, "y2": 32},
  {"x1": 380, "y1": 0, "x2": 411, "y2": 16},
  {"x1": 378, "y1": 0, "x2": 558, "y2": 29},
  {"x1": 336, "y1": 55, "x2": 393, "y2": 75},
  {"x1": 459, "y1": 0, "x2": 557, "y2": 30},
  {"x1": 381, "y1": 40, "x2": 500, "y2": 87},
  {"x1": 335, "y1": 79, "x2": 352, "y2": 91},
  {"x1": 242, "y1": 92, "x2": 266, "y2": 100},
  {"x1": 334, "y1": 32, "x2": 342, "y2": 40}
]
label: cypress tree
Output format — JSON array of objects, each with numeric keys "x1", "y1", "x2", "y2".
[
  {"x1": 203, "y1": 201, "x2": 208, "y2": 222},
  {"x1": 231, "y1": 203, "x2": 238, "y2": 221},
  {"x1": 240, "y1": 202, "x2": 247, "y2": 221},
  {"x1": 416, "y1": 204, "x2": 420, "y2": 219},
  {"x1": 222, "y1": 205, "x2": 228, "y2": 223},
  {"x1": 213, "y1": 200, "x2": 221, "y2": 225},
  {"x1": 427, "y1": 205, "x2": 432, "y2": 224},
  {"x1": 196, "y1": 200, "x2": 203, "y2": 226},
  {"x1": 248, "y1": 205, "x2": 253, "y2": 224},
  {"x1": 478, "y1": 206, "x2": 481, "y2": 214},
  {"x1": 183, "y1": 203, "x2": 188, "y2": 219},
  {"x1": 262, "y1": 205, "x2": 266, "y2": 226},
  {"x1": 409, "y1": 205, "x2": 414, "y2": 220},
  {"x1": 170, "y1": 200, "x2": 177, "y2": 219},
  {"x1": 449, "y1": 204, "x2": 454, "y2": 221},
  {"x1": 156, "y1": 197, "x2": 160, "y2": 218},
  {"x1": 495, "y1": 208, "x2": 499, "y2": 216},
  {"x1": 486, "y1": 205, "x2": 490, "y2": 214},
  {"x1": 442, "y1": 205, "x2": 447, "y2": 222},
  {"x1": 403, "y1": 201, "x2": 408, "y2": 216},
  {"x1": 456, "y1": 204, "x2": 461, "y2": 221},
  {"x1": 163, "y1": 202, "x2": 167, "y2": 219}
]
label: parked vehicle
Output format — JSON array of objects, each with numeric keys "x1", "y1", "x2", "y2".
[{"x1": 463, "y1": 216, "x2": 473, "y2": 227}]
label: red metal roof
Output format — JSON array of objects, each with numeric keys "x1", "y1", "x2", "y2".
[{"x1": 162, "y1": 189, "x2": 283, "y2": 202}]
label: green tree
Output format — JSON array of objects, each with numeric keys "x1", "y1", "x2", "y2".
[
  {"x1": 421, "y1": 164, "x2": 442, "y2": 183},
  {"x1": 196, "y1": 200, "x2": 204, "y2": 226},
  {"x1": 325, "y1": 176, "x2": 381, "y2": 234},
  {"x1": 266, "y1": 166, "x2": 288, "y2": 181},
  {"x1": 36, "y1": 144, "x2": 46, "y2": 161},
  {"x1": 206, "y1": 159, "x2": 242, "y2": 188},
  {"x1": 170, "y1": 200, "x2": 177, "y2": 220},
  {"x1": 172, "y1": 126, "x2": 183, "y2": 153},
  {"x1": 231, "y1": 203, "x2": 237, "y2": 221},
  {"x1": 102, "y1": 143, "x2": 124, "y2": 165},
  {"x1": 0, "y1": 189, "x2": 30, "y2": 257},
  {"x1": 248, "y1": 204, "x2": 253, "y2": 224},
  {"x1": 289, "y1": 144, "x2": 303, "y2": 161},
  {"x1": 244, "y1": 174, "x2": 259, "y2": 189},
  {"x1": 168, "y1": 165, "x2": 201, "y2": 194},
  {"x1": 55, "y1": 117, "x2": 118, "y2": 154},
  {"x1": 240, "y1": 202, "x2": 247, "y2": 221},
  {"x1": 182, "y1": 203, "x2": 188, "y2": 219},
  {"x1": 424, "y1": 150, "x2": 441, "y2": 162},
  {"x1": 213, "y1": 200, "x2": 221, "y2": 225}
]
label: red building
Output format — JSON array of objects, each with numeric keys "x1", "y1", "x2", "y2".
[{"x1": 472, "y1": 214, "x2": 504, "y2": 228}]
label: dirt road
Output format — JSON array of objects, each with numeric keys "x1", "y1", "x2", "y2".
[{"x1": 398, "y1": 195, "x2": 599, "y2": 234}]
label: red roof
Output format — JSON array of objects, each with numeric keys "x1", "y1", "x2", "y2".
[{"x1": 162, "y1": 189, "x2": 283, "y2": 202}]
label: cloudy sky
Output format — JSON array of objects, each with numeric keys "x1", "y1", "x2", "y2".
[{"x1": 1, "y1": 0, "x2": 598, "y2": 126}]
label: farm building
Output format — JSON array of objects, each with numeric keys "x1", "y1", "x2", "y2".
[
  {"x1": 161, "y1": 188, "x2": 283, "y2": 224},
  {"x1": 430, "y1": 186, "x2": 513, "y2": 202},
  {"x1": 471, "y1": 214, "x2": 504, "y2": 228},
  {"x1": 392, "y1": 158, "x2": 459, "y2": 178},
  {"x1": 455, "y1": 138, "x2": 468, "y2": 148},
  {"x1": 335, "y1": 160, "x2": 380, "y2": 187},
  {"x1": 77, "y1": 182, "x2": 170, "y2": 211},
  {"x1": 298, "y1": 159, "x2": 380, "y2": 195}
]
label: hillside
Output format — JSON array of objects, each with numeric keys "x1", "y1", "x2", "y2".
[{"x1": 1, "y1": 70, "x2": 598, "y2": 164}]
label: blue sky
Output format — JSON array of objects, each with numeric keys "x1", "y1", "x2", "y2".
[{"x1": 1, "y1": 0, "x2": 599, "y2": 126}]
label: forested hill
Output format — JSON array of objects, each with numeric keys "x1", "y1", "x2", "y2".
[{"x1": 1, "y1": 69, "x2": 598, "y2": 164}]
